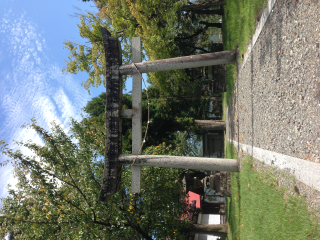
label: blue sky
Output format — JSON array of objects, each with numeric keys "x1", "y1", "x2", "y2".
[{"x1": 0, "y1": 0, "x2": 128, "y2": 199}]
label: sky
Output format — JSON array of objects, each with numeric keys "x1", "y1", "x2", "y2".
[{"x1": 0, "y1": 0, "x2": 125, "y2": 199}]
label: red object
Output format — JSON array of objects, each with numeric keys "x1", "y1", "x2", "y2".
[
  {"x1": 181, "y1": 191, "x2": 201, "y2": 220},
  {"x1": 185, "y1": 191, "x2": 201, "y2": 209}
]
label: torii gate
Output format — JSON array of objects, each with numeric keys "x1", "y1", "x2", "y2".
[{"x1": 99, "y1": 28, "x2": 238, "y2": 202}]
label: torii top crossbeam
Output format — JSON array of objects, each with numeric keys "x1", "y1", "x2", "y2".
[{"x1": 98, "y1": 28, "x2": 238, "y2": 202}]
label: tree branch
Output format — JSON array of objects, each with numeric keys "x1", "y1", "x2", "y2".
[
  {"x1": 199, "y1": 21, "x2": 222, "y2": 28},
  {"x1": 125, "y1": 216, "x2": 153, "y2": 240},
  {"x1": 91, "y1": 220, "x2": 111, "y2": 227},
  {"x1": 16, "y1": 156, "x2": 77, "y2": 190},
  {"x1": 0, "y1": 216, "x2": 68, "y2": 225},
  {"x1": 188, "y1": 45, "x2": 210, "y2": 53},
  {"x1": 53, "y1": 189, "x2": 87, "y2": 214},
  {"x1": 182, "y1": 9, "x2": 224, "y2": 15},
  {"x1": 174, "y1": 27, "x2": 207, "y2": 41},
  {"x1": 47, "y1": 138, "x2": 98, "y2": 222}
]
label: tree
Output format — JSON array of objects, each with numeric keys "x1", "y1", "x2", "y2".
[
  {"x1": 186, "y1": 223, "x2": 228, "y2": 237},
  {"x1": 82, "y1": 88, "x2": 216, "y2": 153},
  {"x1": 179, "y1": 0, "x2": 226, "y2": 12},
  {"x1": 0, "y1": 119, "x2": 194, "y2": 239},
  {"x1": 61, "y1": 11, "x2": 125, "y2": 94},
  {"x1": 64, "y1": 1, "x2": 224, "y2": 93}
]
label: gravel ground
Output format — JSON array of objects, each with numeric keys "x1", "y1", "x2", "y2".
[{"x1": 227, "y1": 0, "x2": 320, "y2": 218}]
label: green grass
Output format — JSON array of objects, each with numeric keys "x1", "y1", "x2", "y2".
[
  {"x1": 222, "y1": 0, "x2": 268, "y2": 55},
  {"x1": 225, "y1": 142, "x2": 239, "y2": 240},
  {"x1": 221, "y1": 0, "x2": 268, "y2": 110},
  {"x1": 225, "y1": 143, "x2": 320, "y2": 239}
]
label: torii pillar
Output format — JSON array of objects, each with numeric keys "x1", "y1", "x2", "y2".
[{"x1": 99, "y1": 28, "x2": 238, "y2": 202}]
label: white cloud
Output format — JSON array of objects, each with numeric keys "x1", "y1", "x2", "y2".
[
  {"x1": 35, "y1": 39, "x2": 43, "y2": 52},
  {"x1": 0, "y1": 165, "x2": 16, "y2": 198},
  {"x1": 35, "y1": 95, "x2": 61, "y2": 129},
  {"x1": 0, "y1": 9, "x2": 90, "y2": 199},
  {"x1": 53, "y1": 88, "x2": 76, "y2": 126}
]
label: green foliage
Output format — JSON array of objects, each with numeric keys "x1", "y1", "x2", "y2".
[
  {"x1": 222, "y1": 0, "x2": 267, "y2": 60},
  {"x1": 82, "y1": 90, "x2": 210, "y2": 153},
  {"x1": 62, "y1": 11, "x2": 110, "y2": 94},
  {"x1": 82, "y1": 92, "x2": 107, "y2": 131},
  {"x1": 65, "y1": 1, "x2": 224, "y2": 93},
  {"x1": 0, "y1": 120, "x2": 191, "y2": 239},
  {"x1": 143, "y1": 131, "x2": 201, "y2": 157},
  {"x1": 83, "y1": 92, "x2": 106, "y2": 117}
]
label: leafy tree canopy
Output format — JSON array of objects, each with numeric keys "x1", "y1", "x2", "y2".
[
  {"x1": 0, "y1": 119, "x2": 193, "y2": 239},
  {"x1": 62, "y1": 11, "x2": 110, "y2": 94},
  {"x1": 64, "y1": 0, "x2": 223, "y2": 93},
  {"x1": 82, "y1": 89, "x2": 208, "y2": 153}
]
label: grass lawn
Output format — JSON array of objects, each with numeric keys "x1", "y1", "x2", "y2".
[
  {"x1": 225, "y1": 143, "x2": 320, "y2": 239},
  {"x1": 221, "y1": 0, "x2": 320, "y2": 238}
]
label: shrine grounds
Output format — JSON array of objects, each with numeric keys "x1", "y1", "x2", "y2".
[{"x1": 221, "y1": 0, "x2": 320, "y2": 239}]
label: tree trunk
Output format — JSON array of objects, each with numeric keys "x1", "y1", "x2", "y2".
[
  {"x1": 184, "y1": 9, "x2": 224, "y2": 15},
  {"x1": 180, "y1": 0, "x2": 226, "y2": 12},
  {"x1": 119, "y1": 51, "x2": 236, "y2": 75},
  {"x1": 159, "y1": 96, "x2": 222, "y2": 101},
  {"x1": 202, "y1": 202, "x2": 222, "y2": 214},
  {"x1": 129, "y1": 223, "x2": 153, "y2": 240},
  {"x1": 194, "y1": 120, "x2": 225, "y2": 130},
  {"x1": 204, "y1": 200, "x2": 225, "y2": 204},
  {"x1": 118, "y1": 154, "x2": 239, "y2": 172},
  {"x1": 187, "y1": 224, "x2": 228, "y2": 237},
  {"x1": 200, "y1": 21, "x2": 222, "y2": 29},
  {"x1": 170, "y1": 120, "x2": 226, "y2": 131}
]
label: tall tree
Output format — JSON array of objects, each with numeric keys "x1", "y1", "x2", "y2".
[
  {"x1": 0, "y1": 119, "x2": 194, "y2": 239},
  {"x1": 185, "y1": 223, "x2": 228, "y2": 237},
  {"x1": 64, "y1": 1, "x2": 223, "y2": 93},
  {"x1": 82, "y1": 89, "x2": 213, "y2": 153},
  {"x1": 62, "y1": 11, "x2": 109, "y2": 93}
]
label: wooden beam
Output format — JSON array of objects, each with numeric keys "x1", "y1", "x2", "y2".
[
  {"x1": 172, "y1": 120, "x2": 226, "y2": 131},
  {"x1": 119, "y1": 50, "x2": 236, "y2": 75},
  {"x1": 119, "y1": 154, "x2": 239, "y2": 172},
  {"x1": 99, "y1": 28, "x2": 122, "y2": 202},
  {"x1": 120, "y1": 109, "x2": 133, "y2": 118},
  {"x1": 194, "y1": 120, "x2": 226, "y2": 130},
  {"x1": 131, "y1": 37, "x2": 142, "y2": 193}
]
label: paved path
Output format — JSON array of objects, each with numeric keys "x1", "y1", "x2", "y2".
[{"x1": 226, "y1": 0, "x2": 320, "y2": 209}]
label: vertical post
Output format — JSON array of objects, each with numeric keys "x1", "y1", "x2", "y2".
[
  {"x1": 131, "y1": 37, "x2": 142, "y2": 193},
  {"x1": 208, "y1": 66, "x2": 213, "y2": 93},
  {"x1": 208, "y1": 65, "x2": 213, "y2": 80}
]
